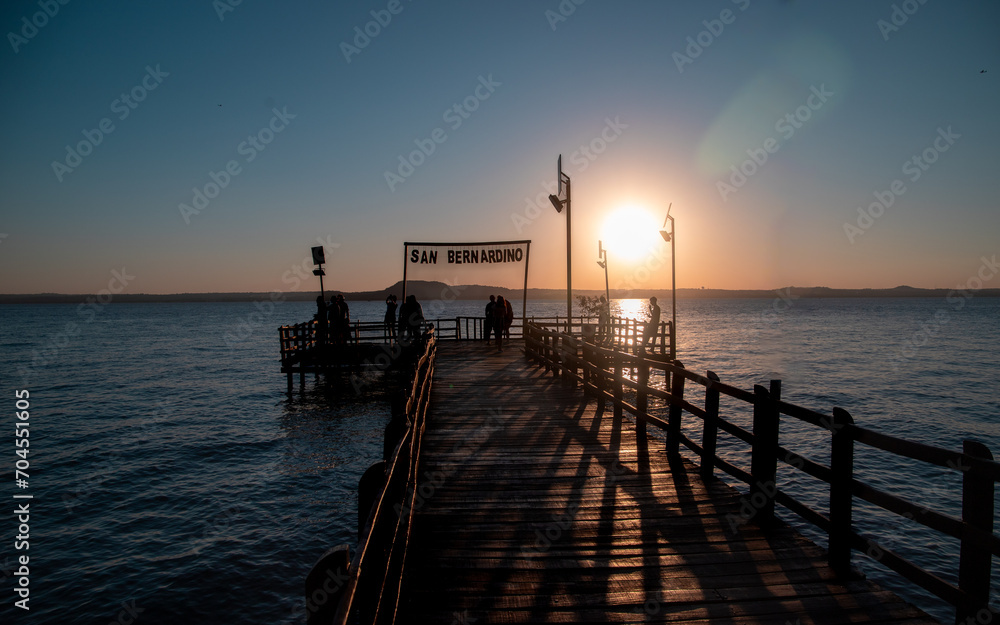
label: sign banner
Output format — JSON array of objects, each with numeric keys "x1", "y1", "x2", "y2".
[
  {"x1": 408, "y1": 243, "x2": 525, "y2": 266},
  {"x1": 402, "y1": 240, "x2": 532, "y2": 320}
]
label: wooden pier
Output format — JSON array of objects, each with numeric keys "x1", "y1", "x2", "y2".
[
  {"x1": 308, "y1": 324, "x2": 998, "y2": 625},
  {"x1": 394, "y1": 342, "x2": 938, "y2": 624}
]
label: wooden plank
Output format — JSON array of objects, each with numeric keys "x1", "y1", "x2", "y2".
[{"x1": 394, "y1": 342, "x2": 940, "y2": 624}]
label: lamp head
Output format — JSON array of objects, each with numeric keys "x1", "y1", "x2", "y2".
[
  {"x1": 548, "y1": 194, "x2": 563, "y2": 212},
  {"x1": 659, "y1": 230, "x2": 671, "y2": 242}
]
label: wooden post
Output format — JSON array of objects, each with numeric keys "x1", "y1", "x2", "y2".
[
  {"x1": 305, "y1": 544, "x2": 351, "y2": 625},
  {"x1": 700, "y1": 371, "x2": 721, "y2": 480},
  {"x1": 561, "y1": 334, "x2": 571, "y2": 384},
  {"x1": 666, "y1": 360, "x2": 685, "y2": 456},
  {"x1": 582, "y1": 341, "x2": 591, "y2": 394},
  {"x1": 957, "y1": 440, "x2": 995, "y2": 625},
  {"x1": 596, "y1": 347, "x2": 607, "y2": 412},
  {"x1": 750, "y1": 384, "x2": 779, "y2": 530},
  {"x1": 612, "y1": 349, "x2": 623, "y2": 421},
  {"x1": 357, "y1": 461, "x2": 387, "y2": 537},
  {"x1": 636, "y1": 351, "x2": 649, "y2": 442},
  {"x1": 829, "y1": 407, "x2": 855, "y2": 576},
  {"x1": 567, "y1": 334, "x2": 578, "y2": 387}
]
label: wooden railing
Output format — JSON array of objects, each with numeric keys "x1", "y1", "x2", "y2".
[
  {"x1": 279, "y1": 314, "x2": 672, "y2": 355},
  {"x1": 524, "y1": 322, "x2": 998, "y2": 624},
  {"x1": 331, "y1": 328, "x2": 437, "y2": 625}
]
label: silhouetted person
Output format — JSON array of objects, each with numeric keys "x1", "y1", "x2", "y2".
[
  {"x1": 641, "y1": 296, "x2": 660, "y2": 351},
  {"x1": 493, "y1": 295, "x2": 508, "y2": 352},
  {"x1": 336, "y1": 294, "x2": 350, "y2": 343},
  {"x1": 314, "y1": 295, "x2": 328, "y2": 345},
  {"x1": 384, "y1": 294, "x2": 398, "y2": 342},
  {"x1": 485, "y1": 295, "x2": 496, "y2": 345},
  {"x1": 327, "y1": 295, "x2": 340, "y2": 343},
  {"x1": 400, "y1": 295, "x2": 423, "y2": 342},
  {"x1": 597, "y1": 295, "x2": 610, "y2": 344},
  {"x1": 503, "y1": 297, "x2": 514, "y2": 339}
]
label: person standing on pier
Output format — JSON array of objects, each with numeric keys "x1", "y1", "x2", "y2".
[
  {"x1": 640, "y1": 296, "x2": 660, "y2": 351},
  {"x1": 598, "y1": 295, "x2": 611, "y2": 344},
  {"x1": 384, "y1": 294, "x2": 398, "y2": 342},
  {"x1": 503, "y1": 296, "x2": 514, "y2": 340},
  {"x1": 493, "y1": 295, "x2": 508, "y2": 352},
  {"x1": 336, "y1": 294, "x2": 350, "y2": 343},
  {"x1": 400, "y1": 295, "x2": 424, "y2": 343},
  {"x1": 314, "y1": 295, "x2": 328, "y2": 345},
  {"x1": 485, "y1": 295, "x2": 496, "y2": 345}
]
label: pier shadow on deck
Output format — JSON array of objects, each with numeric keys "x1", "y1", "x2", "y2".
[{"x1": 396, "y1": 341, "x2": 937, "y2": 624}]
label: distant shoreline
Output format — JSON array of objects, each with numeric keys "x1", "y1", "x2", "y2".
[{"x1": 2, "y1": 282, "x2": 998, "y2": 304}]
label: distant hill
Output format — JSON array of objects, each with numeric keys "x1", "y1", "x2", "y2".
[{"x1": 2, "y1": 282, "x2": 999, "y2": 303}]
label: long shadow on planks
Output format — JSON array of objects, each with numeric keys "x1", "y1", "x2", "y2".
[{"x1": 397, "y1": 341, "x2": 938, "y2": 624}]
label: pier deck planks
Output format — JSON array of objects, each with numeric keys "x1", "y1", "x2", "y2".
[{"x1": 396, "y1": 341, "x2": 938, "y2": 624}]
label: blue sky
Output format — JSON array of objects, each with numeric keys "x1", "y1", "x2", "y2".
[{"x1": 1, "y1": 0, "x2": 997, "y2": 294}]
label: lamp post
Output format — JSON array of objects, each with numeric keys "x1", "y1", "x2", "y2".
[
  {"x1": 548, "y1": 155, "x2": 572, "y2": 333},
  {"x1": 597, "y1": 240, "x2": 609, "y2": 304},
  {"x1": 310, "y1": 245, "x2": 327, "y2": 301},
  {"x1": 658, "y1": 204, "x2": 676, "y2": 356}
]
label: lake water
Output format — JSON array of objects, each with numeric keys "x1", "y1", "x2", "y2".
[{"x1": 1, "y1": 295, "x2": 997, "y2": 623}]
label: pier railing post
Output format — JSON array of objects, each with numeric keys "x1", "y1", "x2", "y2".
[
  {"x1": 596, "y1": 346, "x2": 607, "y2": 412},
  {"x1": 305, "y1": 544, "x2": 351, "y2": 625},
  {"x1": 750, "y1": 384, "x2": 780, "y2": 530},
  {"x1": 636, "y1": 351, "x2": 649, "y2": 442},
  {"x1": 567, "y1": 334, "x2": 579, "y2": 386},
  {"x1": 666, "y1": 360, "x2": 685, "y2": 456},
  {"x1": 957, "y1": 440, "x2": 995, "y2": 625},
  {"x1": 700, "y1": 371, "x2": 721, "y2": 480},
  {"x1": 829, "y1": 407, "x2": 855, "y2": 576},
  {"x1": 612, "y1": 349, "x2": 623, "y2": 421}
]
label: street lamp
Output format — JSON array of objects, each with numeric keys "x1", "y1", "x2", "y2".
[
  {"x1": 548, "y1": 155, "x2": 572, "y2": 333},
  {"x1": 311, "y1": 245, "x2": 327, "y2": 301},
  {"x1": 659, "y1": 203, "x2": 676, "y2": 357},
  {"x1": 597, "y1": 240, "x2": 609, "y2": 305}
]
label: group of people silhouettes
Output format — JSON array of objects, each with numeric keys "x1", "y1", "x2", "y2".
[
  {"x1": 484, "y1": 295, "x2": 514, "y2": 352},
  {"x1": 384, "y1": 294, "x2": 425, "y2": 343},
  {"x1": 314, "y1": 293, "x2": 351, "y2": 344}
]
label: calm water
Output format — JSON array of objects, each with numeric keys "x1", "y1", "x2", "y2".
[{"x1": 0, "y1": 296, "x2": 997, "y2": 623}]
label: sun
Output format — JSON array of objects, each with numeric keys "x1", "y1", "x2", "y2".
[{"x1": 600, "y1": 205, "x2": 663, "y2": 263}]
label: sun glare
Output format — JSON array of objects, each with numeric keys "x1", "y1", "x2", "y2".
[{"x1": 600, "y1": 205, "x2": 663, "y2": 263}]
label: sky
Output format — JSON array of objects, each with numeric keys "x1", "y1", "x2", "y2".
[{"x1": 0, "y1": 0, "x2": 997, "y2": 295}]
